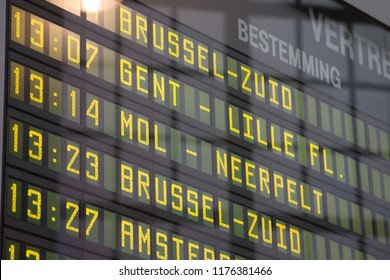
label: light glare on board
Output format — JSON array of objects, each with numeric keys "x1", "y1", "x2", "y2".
[{"x1": 82, "y1": 0, "x2": 101, "y2": 13}]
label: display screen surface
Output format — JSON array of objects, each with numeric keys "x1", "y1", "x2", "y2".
[{"x1": 1, "y1": 0, "x2": 389, "y2": 259}]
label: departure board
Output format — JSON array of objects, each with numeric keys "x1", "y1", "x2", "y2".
[{"x1": 1, "y1": 0, "x2": 389, "y2": 260}]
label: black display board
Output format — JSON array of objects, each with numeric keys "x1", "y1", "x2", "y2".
[{"x1": 1, "y1": 0, "x2": 389, "y2": 260}]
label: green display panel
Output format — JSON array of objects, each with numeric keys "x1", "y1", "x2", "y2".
[{"x1": 1, "y1": 0, "x2": 389, "y2": 260}]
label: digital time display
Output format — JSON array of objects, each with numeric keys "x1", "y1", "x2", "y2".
[
  {"x1": 1, "y1": 0, "x2": 389, "y2": 260},
  {"x1": 11, "y1": 6, "x2": 81, "y2": 69},
  {"x1": 5, "y1": 238, "x2": 76, "y2": 260}
]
